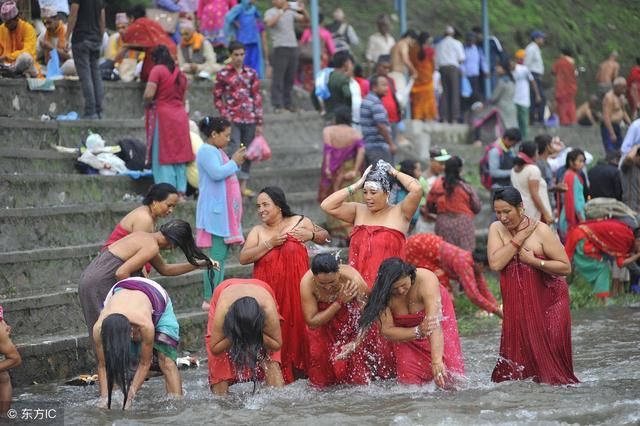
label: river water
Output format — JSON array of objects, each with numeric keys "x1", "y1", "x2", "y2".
[{"x1": 13, "y1": 306, "x2": 640, "y2": 425}]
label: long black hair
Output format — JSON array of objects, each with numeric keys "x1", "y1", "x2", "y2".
[
  {"x1": 159, "y1": 219, "x2": 215, "y2": 285},
  {"x1": 492, "y1": 186, "x2": 523, "y2": 207},
  {"x1": 142, "y1": 183, "x2": 178, "y2": 206},
  {"x1": 151, "y1": 45, "x2": 175, "y2": 73},
  {"x1": 223, "y1": 297, "x2": 266, "y2": 383},
  {"x1": 359, "y1": 257, "x2": 416, "y2": 329},
  {"x1": 443, "y1": 156, "x2": 464, "y2": 195},
  {"x1": 417, "y1": 32, "x2": 430, "y2": 61},
  {"x1": 101, "y1": 313, "x2": 131, "y2": 410},
  {"x1": 311, "y1": 253, "x2": 340, "y2": 275},
  {"x1": 513, "y1": 141, "x2": 538, "y2": 167},
  {"x1": 259, "y1": 186, "x2": 295, "y2": 217},
  {"x1": 198, "y1": 116, "x2": 231, "y2": 139},
  {"x1": 565, "y1": 148, "x2": 585, "y2": 170}
]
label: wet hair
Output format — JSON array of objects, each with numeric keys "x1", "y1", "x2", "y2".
[
  {"x1": 198, "y1": 116, "x2": 231, "y2": 138},
  {"x1": 334, "y1": 105, "x2": 352, "y2": 126},
  {"x1": 359, "y1": 258, "x2": 416, "y2": 329},
  {"x1": 503, "y1": 127, "x2": 522, "y2": 143},
  {"x1": 152, "y1": 45, "x2": 176, "y2": 73},
  {"x1": 472, "y1": 247, "x2": 488, "y2": 265},
  {"x1": 311, "y1": 253, "x2": 339, "y2": 275},
  {"x1": 534, "y1": 134, "x2": 552, "y2": 155},
  {"x1": 159, "y1": 219, "x2": 215, "y2": 286},
  {"x1": 223, "y1": 297, "x2": 265, "y2": 382},
  {"x1": 492, "y1": 186, "x2": 523, "y2": 207},
  {"x1": 129, "y1": 5, "x2": 146, "y2": 19},
  {"x1": 513, "y1": 141, "x2": 538, "y2": 167},
  {"x1": 417, "y1": 32, "x2": 431, "y2": 61},
  {"x1": 443, "y1": 156, "x2": 463, "y2": 195},
  {"x1": 332, "y1": 51, "x2": 352, "y2": 69},
  {"x1": 142, "y1": 183, "x2": 178, "y2": 205},
  {"x1": 364, "y1": 160, "x2": 393, "y2": 193},
  {"x1": 228, "y1": 40, "x2": 245, "y2": 54},
  {"x1": 565, "y1": 148, "x2": 585, "y2": 170},
  {"x1": 259, "y1": 186, "x2": 295, "y2": 217},
  {"x1": 398, "y1": 159, "x2": 418, "y2": 177},
  {"x1": 401, "y1": 30, "x2": 418, "y2": 40},
  {"x1": 101, "y1": 314, "x2": 131, "y2": 410}
]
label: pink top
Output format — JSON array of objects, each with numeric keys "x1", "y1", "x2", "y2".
[{"x1": 300, "y1": 27, "x2": 336, "y2": 56}]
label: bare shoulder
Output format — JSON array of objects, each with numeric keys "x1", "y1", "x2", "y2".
[{"x1": 416, "y1": 268, "x2": 439, "y2": 290}]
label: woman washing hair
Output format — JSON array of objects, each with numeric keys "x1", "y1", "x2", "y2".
[
  {"x1": 79, "y1": 219, "x2": 219, "y2": 337},
  {"x1": 94, "y1": 277, "x2": 182, "y2": 409},
  {"x1": 206, "y1": 278, "x2": 284, "y2": 395}
]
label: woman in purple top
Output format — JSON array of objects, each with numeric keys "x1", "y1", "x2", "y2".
[{"x1": 318, "y1": 106, "x2": 365, "y2": 242}]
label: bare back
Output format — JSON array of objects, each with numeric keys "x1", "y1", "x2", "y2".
[
  {"x1": 95, "y1": 289, "x2": 154, "y2": 332},
  {"x1": 323, "y1": 125, "x2": 362, "y2": 149},
  {"x1": 597, "y1": 59, "x2": 619, "y2": 84},
  {"x1": 108, "y1": 231, "x2": 160, "y2": 263},
  {"x1": 390, "y1": 39, "x2": 408, "y2": 73},
  {"x1": 119, "y1": 206, "x2": 155, "y2": 233}
]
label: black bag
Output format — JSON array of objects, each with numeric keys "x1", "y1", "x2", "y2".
[{"x1": 116, "y1": 138, "x2": 147, "y2": 171}]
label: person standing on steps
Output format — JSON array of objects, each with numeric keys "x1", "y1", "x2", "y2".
[
  {"x1": 66, "y1": 0, "x2": 105, "y2": 119},
  {"x1": 524, "y1": 30, "x2": 546, "y2": 125},
  {"x1": 264, "y1": 0, "x2": 308, "y2": 113},
  {"x1": 214, "y1": 40, "x2": 263, "y2": 197}
]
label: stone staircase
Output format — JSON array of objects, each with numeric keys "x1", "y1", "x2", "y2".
[{"x1": 0, "y1": 79, "x2": 326, "y2": 385}]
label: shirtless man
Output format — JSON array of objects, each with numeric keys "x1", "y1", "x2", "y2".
[
  {"x1": 597, "y1": 51, "x2": 620, "y2": 96},
  {"x1": 93, "y1": 277, "x2": 182, "y2": 410},
  {"x1": 206, "y1": 278, "x2": 284, "y2": 395},
  {"x1": 602, "y1": 77, "x2": 631, "y2": 153},
  {"x1": 576, "y1": 95, "x2": 601, "y2": 126},
  {"x1": 389, "y1": 30, "x2": 418, "y2": 107},
  {"x1": 0, "y1": 306, "x2": 21, "y2": 414}
]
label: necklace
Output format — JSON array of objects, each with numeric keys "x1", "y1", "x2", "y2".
[{"x1": 510, "y1": 215, "x2": 529, "y2": 236}]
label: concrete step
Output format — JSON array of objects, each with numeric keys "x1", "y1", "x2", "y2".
[
  {"x1": 3, "y1": 262, "x2": 252, "y2": 341},
  {"x1": 0, "y1": 79, "x2": 314, "y2": 120},
  {"x1": 0, "y1": 143, "x2": 323, "y2": 175},
  {"x1": 0, "y1": 162, "x2": 320, "y2": 208},
  {"x1": 12, "y1": 310, "x2": 208, "y2": 386},
  {"x1": 0, "y1": 190, "x2": 322, "y2": 252}
]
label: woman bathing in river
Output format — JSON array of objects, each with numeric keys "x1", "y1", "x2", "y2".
[{"x1": 93, "y1": 277, "x2": 182, "y2": 409}]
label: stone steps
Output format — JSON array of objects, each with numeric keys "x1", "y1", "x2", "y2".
[
  {"x1": 0, "y1": 165, "x2": 321, "y2": 208},
  {"x1": 13, "y1": 310, "x2": 208, "y2": 386},
  {"x1": 0, "y1": 143, "x2": 323, "y2": 175},
  {"x1": 0, "y1": 79, "x2": 314, "y2": 119}
]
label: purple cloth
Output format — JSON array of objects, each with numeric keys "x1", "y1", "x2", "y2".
[
  {"x1": 112, "y1": 278, "x2": 167, "y2": 326},
  {"x1": 318, "y1": 139, "x2": 364, "y2": 201}
]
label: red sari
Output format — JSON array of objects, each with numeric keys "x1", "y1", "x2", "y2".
[
  {"x1": 253, "y1": 236, "x2": 308, "y2": 383},
  {"x1": 123, "y1": 17, "x2": 177, "y2": 82},
  {"x1": 348, "y1": 224, "x2": 406, "y2": 378},
  {"x1": 306, "y1": 301, "x2": 373, "y2": 388},
  {"x1": 349, "y1": 225, "x2": 406, "y2": 288},
  {"x1": 393, "y1": 286, "x2": 465, "y2": 385},
  {"x1": 492, "y1": 257, "x2": 579, "y2": 385}
]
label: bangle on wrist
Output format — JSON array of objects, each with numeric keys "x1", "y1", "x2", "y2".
[
  {"x1": 414, "y1": 326, "x2": 421, "y2": 340},
  {"x1": 509, "y1": 239, "x2": 521, "y2": 250},
  {"x1": 347, "y1": 185, "x2": 354, "y2": 196}
]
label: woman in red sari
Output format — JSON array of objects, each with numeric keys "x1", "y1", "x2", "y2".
[
  {"x1": 143, "y1": 46, "x2": 194, "y2": 199},
  {"x1": 321, "y1": 160, "x2": 422, "y2": 378},
  {"x1": 488, "y1": 187, "x2": 579, "y2": 385},
  {"x1": 627, "y1": 58, "x2": 640, "y2": 118},
  {"x1": 352, "y1": 258, "x2": 464, "y2": 387},
  {"x1": 240, "y1": 186, "x2": 329, "y2": 384}
]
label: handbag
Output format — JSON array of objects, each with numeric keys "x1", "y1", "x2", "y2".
[
  {"x1": 245, "y1": 135, "x2": 272, "y2": 162},
  {"x1": 146, "y1": 8, "x2": 179, "y2": 33}
]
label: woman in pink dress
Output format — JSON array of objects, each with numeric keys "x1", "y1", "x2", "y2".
[
  {"x1": 197, "y1": 0, "x2": 237, "y2": 46},
  {"x1": 488, "y1": 186, "x2": 579, "y2": 385},
  {"x1": 355, "y1": 257, "x2": 464, "y2": 387}
]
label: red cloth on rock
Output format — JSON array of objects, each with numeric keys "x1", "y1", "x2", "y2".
[
  {"x1": 491, "y1": 257, "x2": 579, "y2": 385},
  {"x1": 393, "y1": 286, "x2": 464, "y2": 385},
  {"x1": 205, "y1": 278, "x2": 282, "y2": 385},
  {"x1": 253, "y1": 236, "x2": 308, "y2": 384},
  {"x1": 123, "y1": 17, "x2": 177, "y2": 82}
]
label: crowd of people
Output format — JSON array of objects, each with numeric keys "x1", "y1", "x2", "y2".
[{"x1": 2, "y1": 0, "x2": 640, "y2": 413}]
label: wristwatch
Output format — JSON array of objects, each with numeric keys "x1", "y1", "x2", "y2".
[{"x1": 540, "y1": 260, "x2": 545, "y2": 268}]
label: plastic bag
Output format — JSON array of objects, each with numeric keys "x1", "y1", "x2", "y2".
[
  {"x1": 245, "y1": 135, "x2": 272, "y2": 162},
  {"x1": 46, "y1": 49, "x2": 62, "y2": 79}
]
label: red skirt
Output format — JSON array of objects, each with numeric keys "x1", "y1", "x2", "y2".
[
  {"x1": 491, "y1": 258, "x2": 579, "y2": 385},
  {"x1": 393, "y1": 286, "x2": 465, "y2": 385},
  {"x1": 253, "y1": 237, "x2": 309, "y2": 383},
  {"x1": 205, "y1": 278, "x2": 282, "y2": 385}
]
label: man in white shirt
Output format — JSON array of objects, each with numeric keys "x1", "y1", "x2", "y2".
[
  {"x1": 365, "y1": 14, "x2": 395, "y2": 68},
  {"x1": 510, "y1": 56, "x2": 541, "y2": 140},
  {"x1": 524, "y1": 30, "x2": 545, "y2": 124},
  {"x1": 435, "y1": 25, "x2": 465, "y2": 123}
]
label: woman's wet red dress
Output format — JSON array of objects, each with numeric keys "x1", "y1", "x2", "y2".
[
  {"x1": 348, "y1": 224, "x2": 406, "y2": 379},
  {"x1": 253, "y1": 236, "x2": 309, "y2": 383},
  {"x1": 491, "y1": 257, "x2": 579, "y2": 385}
]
